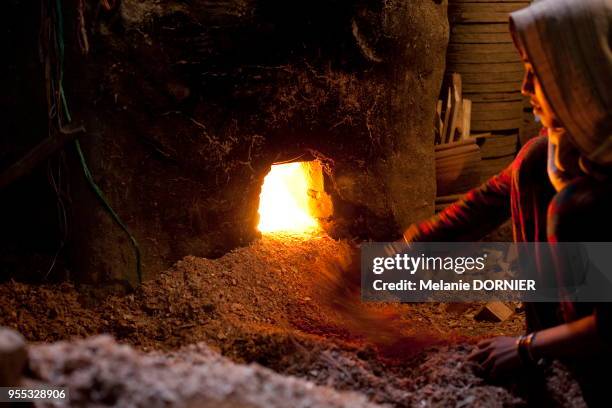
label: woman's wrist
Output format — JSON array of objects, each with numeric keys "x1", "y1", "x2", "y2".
[{"x1": 517, "y1": 332, "x2": 541, "y2": 366}]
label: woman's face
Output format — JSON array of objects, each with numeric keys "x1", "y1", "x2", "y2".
[
  {"x1": 521, "y1": 60, "x2": 582, "y2": 191},
  {"x1": 521, "y1": 62, "x2": 559, "y2": 129}
]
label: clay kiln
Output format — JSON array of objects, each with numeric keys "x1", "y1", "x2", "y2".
[{"x1": 0, "y1": 0, "x2": 450, "y2": 284}]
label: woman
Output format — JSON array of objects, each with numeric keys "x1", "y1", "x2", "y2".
[{"x1": 404, "y1": 0, "x2": 612, "y2": 404}]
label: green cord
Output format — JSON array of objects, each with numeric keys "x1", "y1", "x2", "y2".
[
  {"x1": 74, "y1": 141, "x2": 142, "y2": 284},
  {"x1": 54, "y1": 0, "x2": 142, "y2": 284}
]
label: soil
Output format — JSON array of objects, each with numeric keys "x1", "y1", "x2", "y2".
[{"x1": 0, "y1": 233, "x2": 585, "y2": 406}]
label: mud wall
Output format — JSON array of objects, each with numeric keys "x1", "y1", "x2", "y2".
[{"x1": 3, "y1": 0, "x2": 449, "y2": 284}]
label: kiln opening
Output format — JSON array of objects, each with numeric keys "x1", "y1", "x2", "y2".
[{"x1": 257, "y1": 160, "x2": 332, "y2": 234}]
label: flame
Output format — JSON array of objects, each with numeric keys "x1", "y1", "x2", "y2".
[{"x1": 258, "y1": 162, "x2": 320, "y2": 233}]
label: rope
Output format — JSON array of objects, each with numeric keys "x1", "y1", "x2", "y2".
[{"x1": 53, "y1": 0, "x2": 142, "y2": 285}]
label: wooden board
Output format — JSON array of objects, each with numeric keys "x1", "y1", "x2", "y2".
[
  {"x1": 435, "y1": 143, "x2": 480, "y2": 159},
  {"x1": 472, "y1": 100, "x2": 523, "y2": 111},
  {"x1": 437, "y1": 167, "x2": 482, "y2": 196},
  {"x1": 451, "y1": 12, "x2": 519, "y2": 23},
  {"x1": 450, "y1": 32, "x2": 513, "y2": 43},
  {"x1": 455, "y1": 70, "x2": 524, "y2": 83},
  {"x1": 445, "y1": 73, "x2": 463, "y2": 143},
  {"x1": 451, "y1": 23, "x2": 514, "y2": 34},
  {"x1": 478, "y1": 153, "x2": 515, "y2": 180},
  {"x1": 464, "y1": 91, "x2": 523, "y2": 102},
  {"x1": 450, "y1": 0, "x2": 530, "y2": 3},
  {"x1": 447, "y1": 51, "x2": 521, "y2": 64},
  {"x1": 461, "y1": 99, "x2": 472, "y2": 139},
  {"x1": 447, "y1": 62, "x2": 523, "y2": 73},
  {"x1": 474, "y1": 301, "x2": 514, "y2": 322},
  {"x1": 441, "y1": 86, "x2": 453, "y2": 146},
  {"x1": 448, "y1": 42, "x2": 518, "y2": 54},
  {"x1": 472, "y1": 117, "x2": 522, "y2": 130},
  {"x1": 472, "y1": 109, "x2": 522, "y2": 121},
  {"x1": 472, "y1": 101, "x2": 523, "y2": 119},
  {"x1": 436, "y1": 149, "x2": 481, "y2": 165},
  {"x1": 463, "y1": 81, "x2": 522, "y2": 93},
  {"x1": 435, "y1": 138, "x2": 476, "y2": 151},
  {"x1": 478, "y1": 133, "x2": 518, "y2": 158},
  {"x1": 450, "y1": 3, "x2": 531, "y2": 14}
]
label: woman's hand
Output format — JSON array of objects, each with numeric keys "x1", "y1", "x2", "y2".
[{"x1": 468, "y1": 336, "x2": 523, "y2": 379}]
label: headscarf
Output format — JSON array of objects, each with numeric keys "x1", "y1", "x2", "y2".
[{"x1": 509, "y1": 0, "x2": 612, "y2": 166}]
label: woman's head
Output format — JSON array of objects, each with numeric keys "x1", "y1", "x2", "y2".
[{"x1": 509, "y1": 0, "x2": 612, "y2": 167}]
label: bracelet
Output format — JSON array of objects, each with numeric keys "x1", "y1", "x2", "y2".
[{"x1": 517, "y1": 332, "x2": 538, "y2": 366}]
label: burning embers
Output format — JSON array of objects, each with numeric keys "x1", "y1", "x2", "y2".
[{"x1": 257, "y1": 161, "x2": 332, "y2": 234}]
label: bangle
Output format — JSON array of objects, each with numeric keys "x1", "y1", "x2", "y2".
[
  {"x1": 517, "y1": 332, "x2": 537, "y2": 366},
  {"x1": 526, "y1": 332, "x2": 538, "y2": 362}
]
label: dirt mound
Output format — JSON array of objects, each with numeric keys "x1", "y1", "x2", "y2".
[
  {"x1": 0, "y1": 234, "x2": 522, "y2": 350},
  {"x1": 26, "y1": 335, "x2": 584, "y2": 408},
  {"x1": 28, "y1": 335, "x2": 382, "y2": 408},
  {"x1": 3, "y1": 233, "x2": 581, "y2": 406}
]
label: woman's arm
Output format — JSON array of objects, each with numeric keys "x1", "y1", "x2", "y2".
[
  {"x1": 469, "y1": 313, "x2": 611, "y2": 379},
  {"x1": 531, "y1": 314, "x2": 607, "y2": 359},
  {"x1": 404, "y1": 167, "x2": 512, "y2": 242}
]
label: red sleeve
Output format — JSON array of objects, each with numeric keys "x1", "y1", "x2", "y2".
[{"x1": 403, "y1": 166, "x2": 512, "y2": 242}]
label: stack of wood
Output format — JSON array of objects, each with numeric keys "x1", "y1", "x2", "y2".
[
  {"x1": 434, "y1": 73, "x2": 481, "y2": 208},
  {"x1": 446, "y1": 0, "x2": 532, "y2": 182}
]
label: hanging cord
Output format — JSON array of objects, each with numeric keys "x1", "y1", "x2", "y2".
[
  {"x1": 49, "y1": 0, "x2": 142, "y2": 285},
  {"x1": 73, "y1": 141, "x2": 142, "y2": 285}
]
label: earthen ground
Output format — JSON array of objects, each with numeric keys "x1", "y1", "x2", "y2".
[{"x1": 0, "y1": 233, "x2": 585, "y2": 406}]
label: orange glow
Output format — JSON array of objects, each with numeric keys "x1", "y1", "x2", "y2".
[{"x1": 258, "y1": 162, "x2": 320, "y2": 233}]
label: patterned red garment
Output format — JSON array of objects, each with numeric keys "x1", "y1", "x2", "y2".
[
  {"x1": 403, "y1": 133, "x2": 554, "y2": 244},
  {"x1": 404, "y1": 133, "x2": 612, "y2": 336}
]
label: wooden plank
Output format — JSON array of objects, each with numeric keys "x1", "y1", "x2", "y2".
[
  {"x1": 474, "y1": 301, "x2": 514, "y2": 322},
  {"x1": 450, "y1": 3, "x2": 531, "y2": 14},
  {"x1": 451, "y1": 12, "x2": 518, "y2": 23},
  {"x1": 437, "y1": 161, "x2": 481, "y2": 174},
  {"x1": 447, "y1": 51, "x2": 521, "y2": 64},
  {"x1": 463, "y1": 81, "x2": 522, "y2": 93},
  {"x1": 451, "y1": 0, "x2": 530, "y2": 3},
  {"x1": 441, "y1": 86, "x2": 453, "y2": 144},
  {"x1": 463, "y1": 82, "x2": 521, "y2": 93},
  {"x1": 464, "y1": 91, "x2": 523, "y2": 102},
  {"x1": 436, "y1": 151, "x2": 482, "y2": 170},
  {"x1": 472, "y1": 100, "x2": 523, "y2": 111},
  {"x1": 478, "y1": 133, "x2": 518, "y2": 158},
  {"x1": 437, "y1": 155, "x2": 481, "y2": 167},
  {"x1": 450, "y1": 32, "x2": 513, "y2": 43},
  {"x1": 472, "y1": 109, "x2": 522, "y2": 121},
  {"x1": 435, "y1": 143, "x2": 479, "y2": 159},
  {"x1": 451, "y1": 23, "x2": 514, "y2": 34},
  {"x1": 435, "y1": 138, "x2": 477, "y2": 151},
  {"x1": 447, "y1": 62, "x2": 523, "y2": 73},
  {"x1": 461, "y1": 99, "x2": 472, "y2": 139},
  {"x1": 437, "y1": 168, "x2": 482, "y2": 196},
  {"x1": 445, "y1": 73, "x2": 463, "y2": 143},
  {"x1": 457, "y1": 70, "x2": 524, "y2": 83},
  {"x1": 448, "y1": 42, "x2": 518, "y2": 54},
  {"x1": 478, "y1": 153, "x2": 515, "y2": 179},
  {"x1": 472, "y1": 117, "x2": 522, "y2": 130}
]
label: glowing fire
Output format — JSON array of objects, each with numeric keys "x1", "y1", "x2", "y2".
[{"x1": 258, "y1": 162, "x2": 320, "y2": 233}]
